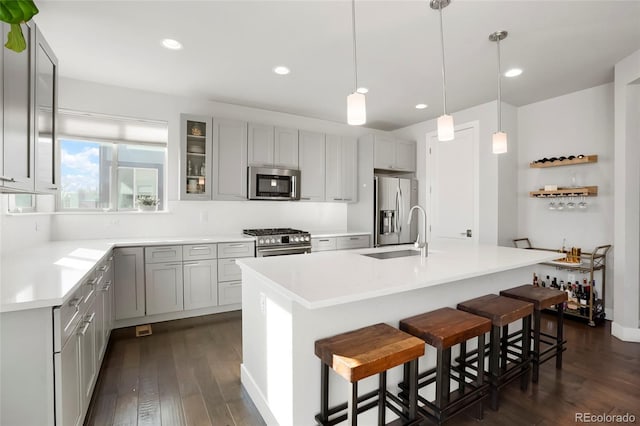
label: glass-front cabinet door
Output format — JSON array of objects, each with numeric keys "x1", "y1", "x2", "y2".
[
  {"x1": 180, "y1": 114, "x2": 212, "y2": 200},
  {"x1": 34, "y1": 25, "x2": 58, "y2": 193}
]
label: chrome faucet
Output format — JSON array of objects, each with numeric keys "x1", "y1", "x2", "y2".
[{"x1": 407, "y1": 205, "x2": 428, "y2": 258}]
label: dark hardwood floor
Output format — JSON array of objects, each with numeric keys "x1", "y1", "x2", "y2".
[{"x1": 86, "y1": 312, "x2": 640, "y2": 426}]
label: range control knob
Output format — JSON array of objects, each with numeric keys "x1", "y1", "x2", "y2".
[
  {"x1": 304, "y1": 236, "x2": 310, "y2": 241},
  {"x1": 294, "y1": 237, "x2": 300, "y2": 242},
  {"x1": 271, "y1": 238, "x2": 276, "y2": 244},
  {"x1": 258, "y1": 239, "x2": 264, "y2": 244}
]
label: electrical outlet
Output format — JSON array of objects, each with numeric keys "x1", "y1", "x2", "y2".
[{"x1": 567, "y1": 273, "x2": 576, "y2": 283}]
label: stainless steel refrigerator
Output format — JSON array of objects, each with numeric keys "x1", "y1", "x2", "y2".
[{"x1": 374, "y1": 176, "x2": 418, "y2": 246}]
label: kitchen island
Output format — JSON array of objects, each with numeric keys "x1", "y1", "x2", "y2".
[{"x1": 237, "y1": 241, "x2": 559, "y2": 426}]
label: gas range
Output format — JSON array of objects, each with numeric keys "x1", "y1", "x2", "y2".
[{"x1": 243, "y1": 228, "x2": 312, "y2": 257}]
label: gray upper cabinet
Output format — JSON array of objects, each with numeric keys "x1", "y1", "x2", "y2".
[
  {"x1": 326, "y1": 135, "x2": 357, "y2": 203},
  {"x1": 249, "y1": 124, "x2": 298, "y2": 169},
  {"x1": 298, "y1": 130, "x2": 325, "y2": 201},
  {"x1": 274, "y1": 126, "x2": 299, "y2": 169},
  {"x1": 180, "y1": 114, "x2": 213, "y2": 200},
  {"x1": 1, "y1": 22, "x2": 35, "y2": 192},
  {"x1": 34, "y1": 25, "x2": 58, "y2": 193},
  {"x1": 395, "y1": 139, "x2": 416, "y2": 172},
  {"x1": 214, "y1": 118, "x2": 248, "y2": 200},
  {"x1": 248, "y1": 123, "x2": 274, "y2": 166},
  {"x1": 370, "y1": 134, "x2": 416, "y2": 172}
]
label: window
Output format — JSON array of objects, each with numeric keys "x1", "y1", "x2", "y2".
[
  {"x1": 57, "y1": 111, "x2": 168, "y2": 211},
  {"x1": 7, "y1": 194, "x2": 36, "y2": 213}
]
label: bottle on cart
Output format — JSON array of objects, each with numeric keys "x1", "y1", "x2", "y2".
[
  {"x1": 541, "y1": 275, "x2": 548, "y2": 287},
  {"x1": 560, "y1": 280, "x2": 566, "y2": 291},
  {"x1": 551, "y1": 277, "x2": 558, "y2": 289},
  {"x1": 533, "y1": 273, "x2": 538, "y2": 287}
]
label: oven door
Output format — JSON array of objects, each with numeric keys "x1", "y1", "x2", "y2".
[{"x1": 256, "y1": 245, "x2": 311, "y2": 258}]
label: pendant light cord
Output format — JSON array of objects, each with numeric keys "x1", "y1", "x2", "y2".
[
  {"x1": 438, "y1": 2, "x2": 448, "y2": 115},
  {"x1": 351, "y1": 0, "x2": 359, "y2": 92},
  {"x1": 496, "y1": 37, "x2": 502, "y2": 131}
]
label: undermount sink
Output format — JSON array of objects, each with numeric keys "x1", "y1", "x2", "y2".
[{"x1": 362, "y1": 249, "x2": 421, "y2": 260}]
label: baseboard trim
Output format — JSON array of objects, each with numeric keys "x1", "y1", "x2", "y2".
[
  {"x1": 611, "y1": 322, "x2": 640, "y2": 342},
  {"x1": 240, "y1": 364, "x2": 279, "y2": 426},
  {"x1": 113, "y1": 304, "x2": 240, "y2": 329}
]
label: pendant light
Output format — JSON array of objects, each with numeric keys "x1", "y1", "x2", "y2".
[
  {"x1": 431, "y1": 0, "x2": 454, "y2": 141},
  {"x1": 489, "y1": 30, "x2": 508, "y2": 154},
  {"x1": 347, "y1": 0, "x2": 366, "y2": 125}
]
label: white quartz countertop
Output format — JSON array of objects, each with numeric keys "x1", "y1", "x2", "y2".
[
  {"x1": 0, "y1": 235, "x2": 254, "y2": 313},
  {"x1": 237, "y1": 241, "x2": 560, "y2": 309},
  {"x1": 309, "y1": 230, "x2": 371, "y2": 238}
]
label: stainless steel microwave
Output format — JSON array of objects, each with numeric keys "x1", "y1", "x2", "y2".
[{"x1": 248, "y1": 166, "x2": 300, "y2": 201}]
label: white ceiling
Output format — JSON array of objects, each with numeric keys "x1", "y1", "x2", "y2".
[{"x1": 34, "y1": 0, "x2": 640, "y2": 131}]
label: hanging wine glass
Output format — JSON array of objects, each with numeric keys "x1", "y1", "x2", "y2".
[
  {"x1": 578, "y1": 196, "x2": 587, "y2": 209},
  {"x1": 557, "y1": 197, "x2": 565, "y2": 210}
]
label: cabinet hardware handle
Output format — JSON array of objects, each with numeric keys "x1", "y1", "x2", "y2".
[
  {"x1": 77, "y1": 321, "x2": 90, "y2": 336},
  {"x1": 349, "y1": 237, "x2": 360, "y2": 240},
  {"x1": 85, "y1": 312, "x2": 96, "y2": 324},
  {"x1": 69, "y1": 297, "x2": 82, "y2": 309},
  {"x1": 99, "y1": 265, "x2": 108, "y2": 272},
  {"x1": 0, "y1": 176, "x2": 16, "y2": 183},
  {"x1": 101, "y1": 284, "x2": 111, "y2": 292},
  {"x1": 48, "y1": 186, "x2": 58, "y2": 190},
  {"x1": 343, "y1": 198, "x2": 352, "y2": 201},
  {"x1": 300, "y1": 197, "x2": 311, "y2": 200},
  {"x1": 333, "y1": 198, "x2": 343, "y2": 201},
  {"x1": 153, "y1": 247, "x2": 176, "y2": 251},
  {"x1": 108, "y1": 256, "x2": 113, "y2": 261},
  {"x1": 228, "y1": 244, "x2": 245, "y2": 248},
  {"x1": 190, "y1": 246, "x2": 210, "y2": 250},
  {"x1": 319, "y1": 239, "x2": 330, "y2": 242},
  {"x1": 164, "y1": 262, "x2": 183, "y2": 267},
  {"x1": 183, "y1": 262, "x2": 200, "y2": 266},
  {"x1": 87, "y1": 277, "x2": 99, "y2": 286}
]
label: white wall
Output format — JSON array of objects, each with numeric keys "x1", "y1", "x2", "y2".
[
  {"x1": 4, "y1": 77, "x2": 394, "y2": 247},
  {"x1": 0, "y1": 196, "x2": 53, "y2": 254},
  {"x1": 518, "y1": 83, "x2": 615, "y2": 313},
  {"x1": 612, "y1": 49, "x2": 640, "y2": 342},
  {"x1": 391, "y1": 100, "x2": 518, "y2": 246}
]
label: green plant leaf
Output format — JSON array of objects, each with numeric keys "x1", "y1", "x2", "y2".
[
  {"x1": 0, "y1": 0, "x2": 38, "y2": 24},
  {"x1": 5, "y1": 23, "x2": 25, "y2": 52}
]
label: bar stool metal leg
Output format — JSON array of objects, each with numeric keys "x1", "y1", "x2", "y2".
[
  {"x1": 520, "y1": 315, "x2": 531, "y2": 390},
  {"x1": 532, "y1": 309, "x2": 542, "y2": 383},
  {"x1": 408, "y1": 360, "x2": 418, "y2": 422},
  {"x1": 489, "y1": 325, "x2": 500, "y2": 410},
  {"x1": 378, "y1": 372, "x2": 387, "y2": 425},
  {"x1": 320, "y1": 363, "x2": 329, "y2": 422},
  {"x1": 556, "y1": 302, "x2": 564, "y2": 369},
  {"x1": 348, "y1": 381, "x2": 358, "y2": 426}
]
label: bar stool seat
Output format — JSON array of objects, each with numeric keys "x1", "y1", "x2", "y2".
[
  {"x1": 500, "y1": 285, "x2": 568, "y2": 383},
  {"x1": 399, "y1": 307, "x2": 492, "y2": 425},
  {"x1": 457, "y1": 294, "x2": 534, "y2": 410},
  {"x1": 315, "y1": 323, "x2": 425, "y2": 426}
]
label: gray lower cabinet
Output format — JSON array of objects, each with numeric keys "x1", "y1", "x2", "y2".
[
  {"x1": 79, "y1": 297, "x2": 97, "y2": 410},
  {"x1": 183, "y1": 259, "x2": 218, "y2": 310},
  {"x1": 217, "y1": 241, "x2": 255, "y2": 305},
  {"x1": 55, "y1": 323, "x2": 82, "y2": 426},
  {"x1": 113, "y1": 247, "x2": 145, "y2": 320},
  {"x1": 312, "y1": 234, "x2": 370, "y2": 252},
  {"x1": 145, "y1": 262, "x2": 184, "y2": 315}
]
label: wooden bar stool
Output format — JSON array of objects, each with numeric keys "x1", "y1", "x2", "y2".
[
  {"x1": 457, "y1": 294, "x2": 534, "y2": 410},
  {"x1": 314, "y1": 323, "x2": 425, "y2": 426},
  {"x1": 500, "y1": 285, "x2": 568, "y2": 383},
  {"x1": 399, "y1": 307, "x2": 492, "y2": 425}
]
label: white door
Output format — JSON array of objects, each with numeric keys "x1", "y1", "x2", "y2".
[
  {"x1": 428, "y1": 122, "x2": 479, "y2": 242},
  {"x1": 274, "y1": 126, "x2": 299, "y2": 168},
  {"x1": 247, "y1": 123, "x2": 274, "y2": 166}
]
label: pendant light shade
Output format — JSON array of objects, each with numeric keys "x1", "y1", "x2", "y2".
[
  {"x1": 490, "y1": 30, "x2": 508, "y2": 154},
  {"x1": 492, "y1": 131, "x2": 507, "y2": 154},
  {"x1": 431, "y1": 0, "x2": 454, "y2": 141},
  {"x1": 347, "y1": 0, "x2": 366, "y2": 126},
  {"x1": 347, "y1": 91, "x2": 366, "y2": 125},
  {"x1": 437, "y1": 114, "x2": 454, "y2": 141}
]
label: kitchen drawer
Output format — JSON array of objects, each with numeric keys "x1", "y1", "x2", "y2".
[
  {"x1": 218, "y1": 258, "x2": 242, "y2": 282},
  {"x1": 53, "y1": 285, "x2": 85, "y2": 353},
  {"x1": 183, "y1": 243, "x2": 217, "y2": 261},
  {"x1": 311, "y1": 237, "x2": 337, "y2": 252},
  {"x1": 218, "y1": 242, "x2": 254, "y2": 259},
  {"x1": 145, "y1": 245, "x2": 183, "y2": 264},
  {"x1": 219, "y1": 281, "x2": 242, "y2": 305},
  {"x1": 337, "y1": 235, "x2": 370, "y2": 250}
]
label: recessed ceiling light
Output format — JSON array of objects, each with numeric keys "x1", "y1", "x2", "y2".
[
  {"x1": 273, "y1": 66, "x2": 290, "y2": 75},
  {"x1": 161, "y1": 38, "x2": 183, "y2": 50},
  {"x1": 504, "y1": 68, "x2": 523, "y2": 77},
  {"x1": 415, "y1": 103, "x2": 428, "y2": 110},
  {"x1": 356, "y1": 87, "x2": 369, "y2": 94}
]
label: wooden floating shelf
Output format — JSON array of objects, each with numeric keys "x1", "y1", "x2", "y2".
[
  {"x1": 529, "y1": 155, "x2": 598, "y2": 168},
  {"x1": 530, "y1": 186, "x2": 598, "y2": 198}
]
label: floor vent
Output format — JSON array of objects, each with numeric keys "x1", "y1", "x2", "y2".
[{"x1": 135, "y1": 324, "x2": 152, "y2": 337}]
